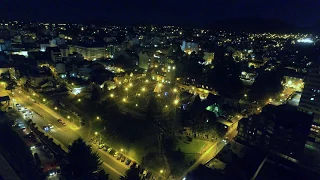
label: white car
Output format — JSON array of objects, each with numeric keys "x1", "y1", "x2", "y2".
[{"x1": 48, "y1": 124, "x2": 54, "y2": 129}]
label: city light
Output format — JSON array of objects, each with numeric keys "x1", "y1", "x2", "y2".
[
  {"x1": 129, "y1": 83, "x2": 133, "y2": 87},
  {"x1": 244, "y1": 94, "x2": 247, "y2": 97},
  {"x1": 173, "y1": 88, "x2": 177, "y2": 93},
  {"x1": 158, "y1": 83, "x2": 163, "y2": 87},
  {"x1": 78, "y1": 98, "x2": 81, "y2": 102},
  {"x1": 121, "y1": 148, "x2": 124, "y2": 152},
  {"x1": 145, "y1": 80, "x2": 149, "y2": 83},
  {"x1": 136, "y1": 104, "x2": 138, "y2": 107},
  {"x1": 160, "y1": 170, "x2": 164, "y2": 174},
  {"x1": 141, "y1": 87, "x2": 146, "y2": 92},
  {"x1": 95, "y1": 132, "x2": 98, "y2": 135},
  {"x1": 96, "y1": 116, "x2": 100, "y2": 120},
  {"x1": 174, "y1": 99, "x2": 179, "y2": 105},
  {"x1": 72, "y1": 87, "x2": 83, "y2": 95},
  {"x1": 123, "y1": 98, "x2": 127, "y2": 102},
  {"x1": 67, "y1": 116, "x2": 70, "y2": 119},
  {"x1": 125, "y1": 87, "x2": 128, "y2": 91},
  {"x1": 43, "y1": 98, "x2": 46, "y2": 102},
  {"x1": 110, "y1": 93, "x2": 114, "y2": 98},
  {"x1": 54, "y1": 107, "x2": 58, "y2": 110},
  {"x1": 32, "y1": 93, "x2": 36, "y2": 96}
]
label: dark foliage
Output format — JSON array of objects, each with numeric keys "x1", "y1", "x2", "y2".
[
  {"x1": 66, "y1": 138, "x2": 108, "y2": 180},
  {"x1": 120, "y1": 166, "x2": 141, "y2": 180}
]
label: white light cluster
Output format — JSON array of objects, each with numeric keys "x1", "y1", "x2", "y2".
[{"x1": 297, "y1": 38, "x2": 313, "y2": 43}]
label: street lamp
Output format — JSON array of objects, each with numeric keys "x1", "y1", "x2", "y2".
[
  {"x1": 145, "y1": 80, "x2": 149, "y2": 83},
  {"x1": 67, "y1": 116, "x2": 70, "y2": 119},
  {"x1": 32, "y1": 93, "x2": 36, "y2": 96},
  {"x1": 174, "y1": 99, "x2": 179, "y2": 105},
  {"x1": 173, "y1": 88, "x2": 177, "y2": 93},
  {"x1": 123, "y1": 98, "x2": 127, "y2": 102},
  {"x1": 95, "y1": 132, "x2": 101, "y2": 145},
  {"x1": 129, "y1": 83, "x2": 133, "y2": 87},
  {"x1": 141, "y1": 87, "x2": 146, "y2": 92},
  {"x1": 43, "y1": 98, "x2": 46, "y2": 102},
  {"x1": 135, "y1": 104, "x2": 138, "y2": 107},
  {"x1": 78, "y1": 98, "x2": 81, "y2": 102},
  {"x1": 54, "y1": 107, "x2": 58, "y2": 110},
  {"x1": 160, "y1": 170, "x2": 164, "y2": 174},
  {"x1": 96, "y1": 116, "x2": 100, "y2": 120},
  {"x1": 125, "y1": 88, "x2": 129, "y2": 97},
  {"x1": 110, "y1": 93, "x2": 114, "y2": 98}
]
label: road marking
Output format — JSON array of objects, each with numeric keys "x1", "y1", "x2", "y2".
[{"x1": 102, "y1": 162, "x2": 124, "y2": 177}]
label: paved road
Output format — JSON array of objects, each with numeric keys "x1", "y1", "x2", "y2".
[{"x1": 0, "y1": 88, "x2": 128, "y2": 180}]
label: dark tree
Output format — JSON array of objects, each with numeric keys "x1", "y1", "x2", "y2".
[
  {"x1": 66, "y1": 138, "x2": 108, "y2": 180},
  {"x1": 248, "y1": 66, "x2": 284, "y2": 102},
  {"x1": 91, "y1": 86, "x2": 101, "y2": 102},
  {"x1": 163, "y1": 136, "x2": 177, "y2": 154},
  {"x1": 208, "y1": 51, "x2": 244, "y2": 98},
  {"x1": 146, "y1": 95, "x2": 158, "y2": 122},
  {"x1": 0, "y1": 124, "x2": 43, "y2": 180},
  {"x1": 120, "y1": 166, "x2": 141, "y2": 180}
]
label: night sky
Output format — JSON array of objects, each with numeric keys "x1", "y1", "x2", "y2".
[{"x1": 1, "y1": 0, "x2": 319, "y2": 26}]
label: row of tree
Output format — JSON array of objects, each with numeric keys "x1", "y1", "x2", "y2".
[{"x1": 67, "y1": 138, "x2": 142, "y2": 180}]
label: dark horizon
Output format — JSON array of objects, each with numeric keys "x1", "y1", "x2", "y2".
[{"x1": 1, "y1": 0, "x2": 319, "y2": 27}]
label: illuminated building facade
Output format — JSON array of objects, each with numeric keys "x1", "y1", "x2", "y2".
[
  {"x1": 299, "y1": 61, "x2": 320, "y2": 149},
  {"x1": 181, "y1": 41, "x2": 199, "y2": 54}
]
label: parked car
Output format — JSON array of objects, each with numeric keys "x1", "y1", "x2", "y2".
[
  {"x1": 142, "y1": 169, "x2": 148, "y2": 176},
  {"x1": 109, "y1": 149, "x2": 116, "y2": 156},
  {"x1": 125, "y1": 159, "x2": 131, "y2": 165},
  {"x1": 145, "y1": 172, "x2": 152, "y2": 179},
  {"x1": 103, "y1": 145, "x2": 110, "y2": 151},
  {"x1": 120, "y1": 156, "x2": 126, "y2": 162},
  {"x1": 98, "y1": 144, "x2": 105, "y2": 149},
  {"x1": 138, "y1": 166, "x2": 145, "y2": 174},
  {"x1": 116, "y1": 153, "x2": 122, "y2": 160},
  {"x1": 114, "y1": 151, "x2": 119, "y2": 157},
  {"x1": 57, "y1": 119, "x2": 62, "y2": 123},
  {"x1": 130, "y1": 161, "x2": 137, "y2": 168},
  {"x1": 107, "y1": 148, "x2": 112, "y2": 153}
]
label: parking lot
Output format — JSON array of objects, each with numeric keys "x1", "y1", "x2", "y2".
[
  {"x1": 91, "y1": 140, "x2": 162, "y2": 180},
  {"x1": 13, "y1": 117, "x2": 61, "y2": 179}
]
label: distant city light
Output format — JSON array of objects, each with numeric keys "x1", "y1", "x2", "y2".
[{"x1": 297, "y1": 38, "x2": 313, "y2": 43}]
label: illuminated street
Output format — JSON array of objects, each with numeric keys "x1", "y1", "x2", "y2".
[{"x1": 0, "y1": 87, "x2": 127, "y2": 180}]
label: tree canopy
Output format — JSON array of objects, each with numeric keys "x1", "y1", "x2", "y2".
[
  {"x1": 248, "y1": 66, "x2": 284, "y2": 102},
  {"x1": 91, "y1": 86, "x2": 101, "y2": 102},
  {"x1": 120, "y1": 166, "x2": 141, "y2": 180},
  {"x1": 66, "y1": 138, "x2": 108, "y2": 180},
  {"x1": 208, "y1": 51, "x2": 244, "y2": 98}
]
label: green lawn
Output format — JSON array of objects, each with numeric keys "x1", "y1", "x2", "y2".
[{"x1": 177, "y1": 138, "x2": 207, "y2": 163}]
